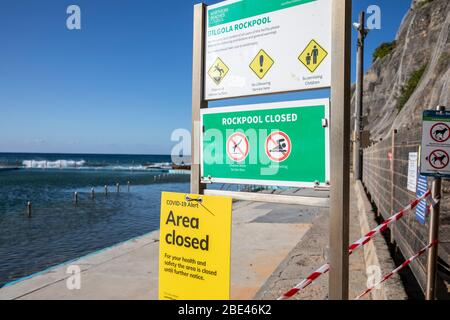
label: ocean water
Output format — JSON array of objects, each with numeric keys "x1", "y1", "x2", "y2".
[{"x1": 0, "y1": 153, "x2": 190, "y2": 287}]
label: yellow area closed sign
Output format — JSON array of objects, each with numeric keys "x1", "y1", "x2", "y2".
[{"x1": 158, "y1": 192, "x2": 232, "y2": 300}]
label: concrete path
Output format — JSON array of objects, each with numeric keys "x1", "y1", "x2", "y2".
[
  {"x1": 255, "y1": 182, "x2": 370, "y2": 300},
  {"x1": 0, "y1": 191, "x2": 321, "y2": 300}
]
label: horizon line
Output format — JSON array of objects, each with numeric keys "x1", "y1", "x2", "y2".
[{"x1": 0, "y1": 151, "x2": 190, "y2": 157}]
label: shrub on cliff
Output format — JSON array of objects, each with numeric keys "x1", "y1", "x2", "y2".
[
  {"x1": 372, "y1": 41, "x2": 397, "y2": 62},
  {"x1": 396, "y1": 64, "x2": 427, "y2": 113}
]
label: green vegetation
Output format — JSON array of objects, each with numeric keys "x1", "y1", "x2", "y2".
[
  {"x1": 396, "y1": 64, "x2": 427, "y2": 113},
  {"x1": 372, "y1": 41, "x2": 397, "y2": 62},
  {"x1": 416, "y1": 0, "x2": 434, "y2": 9}
]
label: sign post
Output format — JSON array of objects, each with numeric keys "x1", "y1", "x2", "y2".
[
  {"x1": 191, "y1": 3, "x2": 208, "y2": 195},
  {"x1": 420, "y1": 105, "x2": 447, "y2": 300},
  {"x1": 329, "y1": 0, "x2": 351, "y2": 300}
]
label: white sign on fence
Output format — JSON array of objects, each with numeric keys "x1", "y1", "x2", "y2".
[
  {"x1": 407, "y1": 152, "x2": 418, "y2": 193},
  {"x1": 204, "y1": 0, "x2": 332, "y2": 100}
]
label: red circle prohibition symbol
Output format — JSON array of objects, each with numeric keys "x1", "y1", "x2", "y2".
[
  {"x1": 265, "y1": 131, "x2": 292, "y2": 162},
  {"x1": 226, "y1": 133, "x2": 249, "y2": 162},
  {"x1": 430, "y1": 123, "x2": 450, "y2": 143},
  {"x1": 428, "y1": 149, "x2": 449, "y2": 169}
]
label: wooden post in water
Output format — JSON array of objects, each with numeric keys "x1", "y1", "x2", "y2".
[
  {"x1": 116, "y1": 182, "x2": 120, "y2": 193},
  {"x1": 105, "y1": 185, "x2": 108, "y2": 196},
  {"x1": 91, "y1": 188, "x2": 95, "y2": 200},
  {"x1": 127, "y1": 181, "x2": 130, "y2": 192},
  {"x1": 27, "y1": 201, "x2": 32, "y2": 218},
  {"x1": 74, "y1": 191, "x2": 78, "y2": 204}
]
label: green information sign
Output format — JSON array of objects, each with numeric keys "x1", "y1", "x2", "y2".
[{"x1": 201, "y1": 99, "x2": 330, "y2": 188}]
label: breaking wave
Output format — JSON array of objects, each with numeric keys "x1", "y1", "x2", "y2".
[
  {"x1": 20, "y1": 160, "x2": 174, "y2": 171},
  {"x1": 22, "y1": 160, "x2": 86, "y2": 169}
]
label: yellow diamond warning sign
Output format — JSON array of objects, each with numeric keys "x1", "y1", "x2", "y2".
[
  {"x1": 298, "y1": 40, "x2": 328, "y2": 73},
  {"x1": 249, "y1": 49, "x2": 274, "y2": 79},
  {"x1": 208, "y1": 57, "x2": 229, "y2": 85}
]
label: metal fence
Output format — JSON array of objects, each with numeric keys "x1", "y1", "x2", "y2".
[{"x1": 362, "y1": 125, "x2": 449, "y2": 293}]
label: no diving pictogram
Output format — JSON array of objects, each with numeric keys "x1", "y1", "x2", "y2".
[
  {"x1": 427, "y1": 149, "x2": 449, "y2": 170},
  {"x1": 430, "y1": 123, "x2": 450, "y2": 142},
  {"x1": 265, "y1": 131, "x2": 291, "y2": 162},
  {"x1": 227, "y1": 133, "x2": 249, "y2": 162}
]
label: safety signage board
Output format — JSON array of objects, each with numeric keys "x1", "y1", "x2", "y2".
[
  {"x1": 420, "y1": 110, "x2": 450, "y2": 177},
  {"x1": 416, "y1": 175, "x2": 428, "y2": 225},
  {"x1": 200, "y1": 99, "x2": 330, "y2": 188},
  {"x1": 205, "y1": 0, "x2": 331, "y2": 100},
  {"x1": 159, "y1": 192, "x2": 232, "y2": 300}
]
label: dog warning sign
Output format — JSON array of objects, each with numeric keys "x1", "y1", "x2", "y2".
[{"x1": 420, "y1": 109, "x2": 450, "y2": 177}]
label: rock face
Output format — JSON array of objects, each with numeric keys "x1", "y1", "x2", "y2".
[{"x1": 354, "y1": 0, "x2": 450, "y2": 140}]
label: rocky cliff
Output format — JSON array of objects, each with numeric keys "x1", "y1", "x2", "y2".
[{"x1": 354, "y1": 0, "x2": 450, "y2": 140}]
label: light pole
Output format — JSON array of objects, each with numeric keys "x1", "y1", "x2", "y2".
[{"x1": 353, "y1": 12, "x2": 369, "y2": 180}]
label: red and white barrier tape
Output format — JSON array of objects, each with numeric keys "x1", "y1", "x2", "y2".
[
  {"x1": 355, "y1": 240, "x2": 438, "y2": 300},
  {"x1": 277, "y1": 263, "x2": 330, "y2": 300},
  {"x1": 348, "y1": 189, "x2": 431, "y2": 255},
  {"x1": 277, "y1": 189, "x2": 432, "y2": 300}
]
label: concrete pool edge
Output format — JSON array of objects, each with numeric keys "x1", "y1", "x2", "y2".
[{"x1": 0, "y1": 229, "x2": 160, "y2": 290}]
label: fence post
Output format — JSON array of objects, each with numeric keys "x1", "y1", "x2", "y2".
[
  {"x1": 390, "y1": 129, "x2": 397, "y2": 246},
  {"x1": 425, "y1": 105, "x2": 446, "y2": 300}
]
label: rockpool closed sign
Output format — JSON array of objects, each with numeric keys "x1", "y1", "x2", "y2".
[
  {"x1": 201, "y1": 99, "x2": 330, "y2": 188},
  {"x1": 205, "y1": 0, "x2": 332, "y2": 100}
]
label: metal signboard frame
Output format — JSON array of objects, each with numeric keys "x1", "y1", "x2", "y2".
[{"x1": 190, "y1": 0, "x2": 351, "y2": 300}]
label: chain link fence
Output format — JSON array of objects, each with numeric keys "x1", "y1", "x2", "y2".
[{"x1": 362, "y1": 125, "x2": 449, "y2": 294}]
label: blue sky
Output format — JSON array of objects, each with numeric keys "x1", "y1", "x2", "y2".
[{"x1": 0, "y1": 0, "x2": 411, "y2": 155}]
